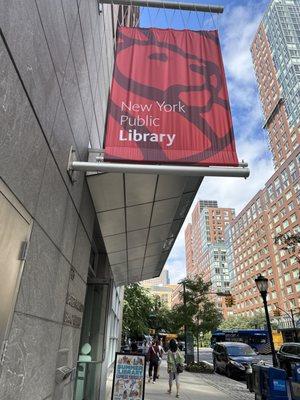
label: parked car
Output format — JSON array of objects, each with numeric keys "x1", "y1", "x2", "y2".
[
  {"x1": 277, "y1": 343, "x2": 300, "y2": 376},
  {"x1": 213, "y1": 342, "x2": 261, "y2": 379}
]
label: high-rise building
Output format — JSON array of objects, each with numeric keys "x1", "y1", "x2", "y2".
[
  {"x1": 186, "y1": 200, "x2": 220, "y2": 277},
  {"x1": 141, "y1": 269, "x2": 170, "y2": 287},
  {"x1": 185, "y1": 223, "x2": 195, "y2": 277},
  {"x1": 171, "y1": 284, "x2": 183, "y2": 308},
  {"x1": 184, "y1": 201, "x2": 235, "y2": 315},
  {"x1": 230, "y1": 0, "x2": 300, "y2": 319},
  {"x1": 251, "y1": 0, "x2": 300, "y2": 169}
]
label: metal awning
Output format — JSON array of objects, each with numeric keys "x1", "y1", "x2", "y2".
[
  {"x1": 69, "y1": 149, "x2": 249, "y2": 286},
  {"x1": 85, "y1": 152, "x2": 202, "y2": 286}
]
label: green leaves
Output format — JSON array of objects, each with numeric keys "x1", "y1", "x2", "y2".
[
  {"x1": 123, "y1": 284, "x2": 154, "y2": 338},
  {"x1": 170, "y1": 275, "x2": 223, "y2": 335},
  {"x1": 122, "y1": 284, "x2": 176, "y2": 338},
  {"x1": 218, "y1": 312, "x2": 269, "y2": 330}
]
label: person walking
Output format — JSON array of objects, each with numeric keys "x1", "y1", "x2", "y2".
[
  {"x1": 147, "y1": 341, "x2": 160, "y2": 383},
  {"x1": 167, "y1": 339, "x2": 184, "y2": 398},
  {"x1": 156, "y1": 339, "x2": 164, "y2": 379}
]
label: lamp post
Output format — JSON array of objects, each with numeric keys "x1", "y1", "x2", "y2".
[
  {"x1": 255, "y1": 274, "x2": 278, "y2": 367},
  {"x1": 182, "y1": 281, "x2": 187, "y2": 362}
]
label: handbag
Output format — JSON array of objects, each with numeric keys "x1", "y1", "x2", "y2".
[
  {"x1": 151, "y1": 347, "x2": 160, "y2": 365},
  {"x1": 171, "y1": 351, "x2": 184, "y2": 374},
  {"x1": 176, "y1": 364, "x2": 184, "y2": 373}
]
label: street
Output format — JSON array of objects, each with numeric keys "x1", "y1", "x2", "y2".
[{"x1": 194, "y1": 347, "x2": 273, "y2": 367}]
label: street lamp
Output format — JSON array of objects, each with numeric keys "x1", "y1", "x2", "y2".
[
  {"x1": 182, "y1": 281, "x2": 188, "y2": 363},
  {"x1": 255, "y1": 274, "x2": 278, "y2": 367}
]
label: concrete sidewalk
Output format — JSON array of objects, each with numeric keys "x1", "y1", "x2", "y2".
[{"x1": 144, "y1": 360, "x2": 251, "y2": 400}]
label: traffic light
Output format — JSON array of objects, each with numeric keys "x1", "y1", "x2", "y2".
[{"x1": 225, "y1": 295, "x2": 235, "y2": 307}]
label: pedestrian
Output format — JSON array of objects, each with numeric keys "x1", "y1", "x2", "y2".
[
  {"x1": 156, "y1": 339, "x2": 164, "y2": 379},
  {"x1": 130, "y1": 341, "x2": 138, "y2": 354},
  {"x1": 167, "y1": 339, "x2": 184, "y2": 398},
  {"x1": 147, "y1": 341, "x2": 160, "y2": 383}
]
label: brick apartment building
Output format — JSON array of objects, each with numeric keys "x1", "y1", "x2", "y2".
[{"x1": 230, "y1": 0, "x2": 300, "y2": 319}]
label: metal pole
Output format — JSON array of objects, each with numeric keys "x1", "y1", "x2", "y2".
[
  {"x1": 100, "y1": 0, "x2": 224, "y2": 13},
  {"x1": 262, "y1": 294, "x2": 278, "y2": 367},
  {"x1": 183, "y1": 282, "x2": 187, "y2": 363},
  {"x1": 291, "y1": 309, "x2": 297, "y2": 342},
  {"x1": 70, "y1": 161, "x2": 250, "y2": 178}
]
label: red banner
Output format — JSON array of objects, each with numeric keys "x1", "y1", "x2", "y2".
[{"x1": 104, "y1": 27, "x2": 238, "y2": 166}]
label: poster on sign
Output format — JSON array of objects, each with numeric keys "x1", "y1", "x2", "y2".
[
  {"x1": 111, "y1": 353, "x2": 146, "y2": 400},
  {"x1": 105, "y1": 27, "x2": 239, "y2": 166}
]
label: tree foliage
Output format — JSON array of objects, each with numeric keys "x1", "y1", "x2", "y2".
[
  {"x1": 122, "y1": 276, "x2": 223, "y2": 345},
  {"x1": 122, "y1": 283, "x2": 154, "y2": 338},
  {"x1": 275, "y1": 232, "x2": 300, "y2": 263},
  {"x1": 172, "y1": 275, "x2": 223, "y2": 335},
  {"x1": 122, "y1": 284, "x2": 176, "y2": 338},
  {"x1": 170, "y1": 275, "x2": 223, "y2": 362},
  {"x1": 218, "y1": 312, "x2": 272, "y2": 330}
]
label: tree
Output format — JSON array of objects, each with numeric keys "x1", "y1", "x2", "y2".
[
  {"x1": 122, "y1": 285, "x2": 177, "y2": 339},
  {"x1": 172, "y1": 275, "x2": 223, "y2": 363},
  {"x1": 218, "y1": 312, "x2": 276, "y2": 330},
  {"x1": 274, "y1": 232, "x2": 300, "y2": 288},
  {"x1": 275, "y1": 232, "x2": 300, "y2": 265},
  {"x1": 122, "y1": 283, "x2": 154, "y2": 339}
]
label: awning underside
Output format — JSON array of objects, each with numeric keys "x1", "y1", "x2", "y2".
[{"x1": 87, "y1": 169, "x2": 202, "y2": 286}]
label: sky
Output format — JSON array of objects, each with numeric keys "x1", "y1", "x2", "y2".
[{"x1": 140, "y1": 0, "x2": 275, "y2": 283}]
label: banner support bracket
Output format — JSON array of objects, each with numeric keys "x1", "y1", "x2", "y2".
[{"x1": 68, "y1": 158, "x2": 250, "y2": 179}]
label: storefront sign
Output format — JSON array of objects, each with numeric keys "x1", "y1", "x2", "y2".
[
  {"x1": 111, "y1": 353, "x2": 146, "y2": 400},
  {"x1": 105, "y1": 27, "x2": 238, "y2": 166}
]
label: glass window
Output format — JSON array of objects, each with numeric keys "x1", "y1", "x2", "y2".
[
  {"x1": 283, "y1": 219, "x2": 289, "y2": 228},
  {"x1": 291, "y1": 213, "x2": 297, "y2": 223}
]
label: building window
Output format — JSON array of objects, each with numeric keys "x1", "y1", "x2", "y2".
[
  {"x1": 293, "y1": 270, "x2": 299, "y2": 279},
  {"x1": 287, "y1": 286, "x2": 293, "y2": 294},
  {"x1": 286, "y1": 190, "x2": 292, "y2": 200},
  {"x1": 288, "y1": 201, "x2": 295, "y2": 211},
  {"x1": 285, "y1": 272, "x2": 291, "y2": 281},
  {"x1": 291, "y1": 213, "x2": 297, "y2": 223},
  {"x1": 283, "y1": 219, "x2": 289, "y2": 229}
]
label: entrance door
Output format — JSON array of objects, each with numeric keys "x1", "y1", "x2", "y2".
[
  {"x1": 74, "y1": 282, "x2": 109, "y2": 400},
  {"x1": 0, "y1": 180, "x2": 32, "y2": 374}
]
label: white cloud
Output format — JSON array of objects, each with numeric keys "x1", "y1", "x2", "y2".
[{"x1": 166, "y1": 1, "x2": 274, "y2": 284}]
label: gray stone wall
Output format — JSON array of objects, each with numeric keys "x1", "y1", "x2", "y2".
[{"x1": 0, "y1": 0, "x2": 115, "y2": 399}]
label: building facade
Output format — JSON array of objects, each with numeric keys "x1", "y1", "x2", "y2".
[
  {"x1": 230, "y1": 0, "x2": 300, "y2": 318},
  {"x1": 185, "y1": 200, "x2": 219, "y2": 277},
  {"x1": 184, "y1": 201, "x2": 235, "y2": 316},
  {"x1": 141, "y1": 269, "x2": 170, "y2": 287},
  {"x1": 171, "y1": 284, "x2": 183, "y2": 308},
  {"x1": 145, "y1": 285, "x2": 177, "y2": 309},
  {"x1": 0, "y1": 3, "x2": 127, "y2": 399},
  {"x1": 0, "y1": 2, "x2": 205, "y2": 398}
]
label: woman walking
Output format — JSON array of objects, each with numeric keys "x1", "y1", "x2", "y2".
[
  {"x1": 147, "y1": 341, "x2": 160, "y2": 383},
  {"x1": 167, "y1": 339, "x2": 184, "y2": 398}
]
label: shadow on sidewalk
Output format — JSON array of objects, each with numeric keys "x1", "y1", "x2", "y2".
[{"x1": 144, "y1": 360, "x2": 233, "y2": 400}]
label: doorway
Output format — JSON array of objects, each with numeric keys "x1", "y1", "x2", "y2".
[
  {"x1": 74, "y1": 279, "x2": 109, "y2": 400},
  {"x1": 0, "y1": 179, "x2": 32, "y2": 375}
]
